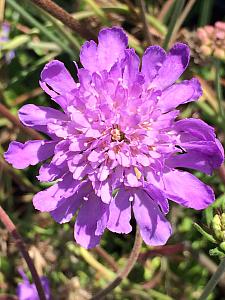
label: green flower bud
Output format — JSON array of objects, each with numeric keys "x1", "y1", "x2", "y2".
[
  {"x1": 212, "y1": 214, "x2": 223, "y2": 241},
  {"x1": 220, "y1": 241, "x2": 225, "y2": 252}
]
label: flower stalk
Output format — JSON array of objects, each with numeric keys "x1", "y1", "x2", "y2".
[
  {"x1": 199, "y1": 258, "x2": 225, "y2": 300},
  {"x1": 91, "y1": 226, "x2": 142, "y2": 300},
  {"x1": 0, "y1": 206, "x2": 46, "y2": 300},
  {"x1": 29, "y1": 0, "x2": 95, "y2": 40}
]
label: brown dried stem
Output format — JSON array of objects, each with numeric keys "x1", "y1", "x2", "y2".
[
  {"x1": 91, "y1": 226, "x2": 142, "y2": 300},
  {"x1": 138, "y1": 0, "x2": 153, "y2": 45},
  {"x1": 29, "y1": 0, "x2": 95, "y2": 40},
  {"x1": 0, "y1": 206, "x2": 46, "y2": 300}
]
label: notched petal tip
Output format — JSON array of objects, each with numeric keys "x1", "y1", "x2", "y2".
[
  {"x1": 169, "y1": 42, "x2": 190, "y2": 67},
  {"x1": 40, "y1": 60, "x2": 64, "y2": 80},
  {"x1": 98, "y1": 26, "x2": 128, "y2": 47}
]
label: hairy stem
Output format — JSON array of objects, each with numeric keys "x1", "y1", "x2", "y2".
[
  {"x1": 91, "y1": 226, "x2": 142, "y2": 300},
  {"x1": 29, "y1": 0, "x2": 95, "y2": 40},
  {"x1": 0, "y1": 206, "x2": 46, "y2": 300},
  {"x1": 198, "y1": 258, "x2": 225, "y2": 300}
]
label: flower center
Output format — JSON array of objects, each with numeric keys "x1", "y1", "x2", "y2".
[{"x1": 111, "y1": 126, "x2": 125, "y2": 142}]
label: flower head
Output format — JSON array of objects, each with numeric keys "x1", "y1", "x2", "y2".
[
  {"x1": 17, "y1": 270, "x2": 50, "y2": 300},
  {"x1": 197, "y1": 21, "x2": 225, "y2": 60},
  {"x1": 5, "y1": 27, "x2": 224, "y2": 248},
  {"x1": 0, "y1": 22, "x2": 15, "y2": 63}
]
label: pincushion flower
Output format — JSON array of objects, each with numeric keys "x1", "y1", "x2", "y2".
[
  {"x1": 5, "y1": 27, "x2": 224, "y2": 248},
  {"x1": 17, "y1": 270, "x2": 50, "y2": 300}
]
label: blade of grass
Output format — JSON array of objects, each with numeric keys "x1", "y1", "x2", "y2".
[
  {"x1": 162, "y1": 0, "x2": 185, "y2": 50},
  {"x1": 171, "y1": 0, "x2": 197, "y2": 43},
  {"x1": 198, "y1": 0, "x2": 213, "y2": 27},
  {"x1": 138, "y1": 0, "x2": 153, "y2": 45},
  {"x1": 27, "y1": 0, "x2": 81, "y2": 52},
  {"x1": 215, "y1": 60, "x2": 224, "y2": 119},
  {"x1": 7, "y1": 0, "x2": 75, "y2": 58},
  {"x1": 85, "y1": 0, "x2": 108, "y2": 24},
  {"x1": 28, "y1": 0, "x2": 95, "y2": 40}
]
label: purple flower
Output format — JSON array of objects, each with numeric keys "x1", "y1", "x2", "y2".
[
  {"x1": 4, "y1": 27, "x2": 224, "y2": 248},
  {"x1": 0, "y1": 22, "x2": 15, "y2": 62},
  {"x1": 17, "y1": 270, "x2": 50, "y2": 300}
]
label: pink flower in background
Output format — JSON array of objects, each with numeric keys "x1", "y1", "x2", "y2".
[{"x1": 5, "y1": 27, "x2": 224, "y2": 248}]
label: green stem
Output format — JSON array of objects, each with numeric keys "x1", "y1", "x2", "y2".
[
  {"x1": 198, "y1": 258, "x2": 225, "y2": 300},
  {"x1": 91, "y1": 226, "x2": 142, "y2": 300},
  {"x1": 162, "y1": 0, "x2": 185, "y2": 50},
  {"x1": 215, "y1": 60, "x2": 224, "y2": 119}
]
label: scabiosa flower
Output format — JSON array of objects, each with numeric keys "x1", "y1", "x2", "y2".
[
  {"x1": 0, "y1": 22, "x2": 15, "y2": 63},
  {"x1": 4, "y1": 27, "x2": 224, "y2": 248},
  {"x1": 17, "y1": 270, "x2": 50, "y2": 300}
]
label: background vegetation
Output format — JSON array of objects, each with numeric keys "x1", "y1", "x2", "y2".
[{"x1": 1, "y1": 0, "x2": 225, "y2": 299}]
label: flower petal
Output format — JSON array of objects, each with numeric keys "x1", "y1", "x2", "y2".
[
  {"x1": 98, "y1": 27, "x2": 128, "y2": 71},
  {"x1": 80, "y1": 27, "x2": 128, "y2": 73},
  {"x1": 174, "y1": 118, "x2": 216, "y2": 140},
  {"x1": 40, "y1": 60, "x2": 76, "y2": 101},
  {"x1": 37, "y1": 162, "x2": 64, "y2": 182},
  {"x1": 166, "y1": 148, "x2": 223, "y2": 175},
  {"x1": 142, "y1": 46, "x2": 166, "y2": 83},
  {"x1": 4, "y1": 140, "x2": 56, "y2": 169},
  {"x1": 145, "y1": 184, "x2": 169, "y2": 214},
  {"x1": 152, "y1": 43, "x2": 190, "y2": 90},
  {"x1": 33, "y1": 174, "x2": 82, "y2": 212},
  {"x1": 80, "y1": 40, "x2": 98, "y2": 73},
  {"x1": 158, "y1": 78, "x2": 202, "y2": 112},
  {"x1": 163, "y1": 169, "x2": 215, "y2": 209},
  {"x1": 74, "y1": 193, "x2": 109, "y2": 248},
  {"x1": 50, "y1": 181, "x2": 89, "y2": 223},
  {"x1": 107, "y1": 188, "x2": 132, "y2": 234},
  {"x1": 133, "y1": 189, "x2": 172, "y2": 246},
  {"x1": 19, "y1": 104, "x2": 67, "y2": 134}
]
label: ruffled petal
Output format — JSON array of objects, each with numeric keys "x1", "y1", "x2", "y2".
[
  {"x1": 158, "y1": 78, "x2": 202, "y2": 112},
  {"x1": 107, "y1": 188, "x2": 132, "y2": 234},
  {"x1": 163, "y1": 169, "x2": 215, "y2": 209},
  {"x1": 174, "y1": 118, "x2": 216, "y2": 140},
  {"x1": 4, "y1": 140, "x2": 56, "y2": 169},
  {"x1": 19, "y1": 104, "x2": 67, "y2": 134},
  {"x1": 152, "y1": 43, "x2": 190, "y2": 90},
  {"x1": 142, "y1": 46, "x2": 166, "y2": 83},
  {"x1": 50, "y1": 181, "x2": 89, "y2": 223},
  {"x1": 33, "y1": 174, "x2": 82, "y2": 212},
  {"x1": 74, "y1": 193, "x2": 109, "y2": 248},
  {"x1": 98, "y1": 27, "x2": 128, "y2": 71},
  {"x1": 145, "y1": 184, "x2": 169, "y2": 214},
  {"x1": 80, "y1": 27, "x2": 128, "y2": 73},
  {"x1": 40, "y1": 60, "x2": 77, "y2": 105},
  {"x1": 166, "y1": 148, "x2": 223, "y2": 175},
  {"x1": 133, "y1": 189, "x2": 172, "y2": 246},
  {"x1": 122, "y1": 49, "x2": 140, "y2": 87},
  {"x1": 80, "y1": 40, "x2": 98, "y2": 73}
]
